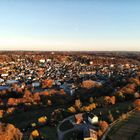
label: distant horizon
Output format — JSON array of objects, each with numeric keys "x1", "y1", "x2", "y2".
[
  {"x1": 0, "y1": 0, "x2": 140, "y2": 51},
  {"x1": 0, "y1": 49, "x2": 140, "y2": 53}
]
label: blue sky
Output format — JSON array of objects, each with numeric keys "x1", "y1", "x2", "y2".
[{"x1": 0, "y1": 0, "x2": 140, "y2": 51}]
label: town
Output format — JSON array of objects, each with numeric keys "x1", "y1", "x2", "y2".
[{"x1": 0, "y1": 51, "x2": 140, "y2": 140}]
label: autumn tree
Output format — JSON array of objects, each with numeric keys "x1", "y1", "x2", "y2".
[
  {"x1": 82, "y1": 80, "x2": 98, "y2": 89},
  {"x1": 42, "y1": 79, "x2": 54, "y2": 88},
  {"x1": 30, "y1": 129, "x2": 40, "y2": 140},
  {"x1": 67, "y1": 106, "x2": 76, "y2": 113},
  {"x1": 110, "y1": 96, "x2": 116, "y2": 105},
  {"x1": 23, "y1": 89, "x2": 32, "y2": 99},
  {"x1": 33, "y1": 92, "x2": 41, "y2": 103},
  {"x1": 104, "y1": 96, "x2": 116, "y2": 106},
  {"x1": 107, "y1": 111, "x2": 114, "y2": 123},
  {"x1": 129, "y1": 77, "x2": 140, "y2": 86},
  {"x1": 0, "y1": 123, "x2": 23, "y2": 140},
  {"x1": 0, "y1": 110, "x2": 4, "y2": 118},
  {"x1": 115, "y1": 92, "x2": 125, "y2": 102},
  {"x1": 80, "y1": 103, "x2": 96, "y2": 112},
  {"x1": 75, "y1": 99, "x2": 82, "y2": 109},
  {"x1": 0, "y1": 99, "x2": 3, "y2": 105},
  {"x1": 7, "y1": 98, "x2": 17, "y2": 106},
  {"x1": 6, "y1": 108, "x2": 15, "y2": 115},
  {"x1": 23, "y1": 89, "x2": 33, "y2": 103},
  {"x1": 134, "y1": 99, "x2": 140, "y2": 110},
  {"x1": 99, "y1": 121, "x2": 109, "y2": 133},
  {"x1": 47, "y1": 99, "x2": 52, "y2": 106},
  {"x1": 89, "y1": 97, "x2": 94, "y2": 103}
]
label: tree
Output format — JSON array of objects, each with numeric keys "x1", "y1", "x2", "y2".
[
  {"x1": 38, "y1": 116, "x2": 47, "y2": 124},
  {"x1": 7, "y1": 98, "x2": 17, "y2": 106},
  {"x1": 89, "y1": 97, "x2": 94, "y2": 103},
  {"x1": 42, "y1": 91, "x2": 49, "y2": 96},
  {"x1": 134, "y1": 99, "x2": 140, "y2": 110},
  {"x1": 47, "y1": 100, "x2": 52, "y2": 106},
  {"x1": 67, "y1": 106, "x2": 76, "y2": 113},
  {"x1": 130, "y1": 77, "x2": 140, "y2": 86},
  {"x1": 0, "y1": 99, "x2": 3, "y2": 105},
  {"x1": 33, "y1": 92, "x2": 41, "y2": 103},
  {"x1": 104, "y1": 96, "x2": 111, "y2": 106},
  {"x1": 0, "y1": 123, "x2": 23, "y2": 140},
  {"x1": 115, "y1": 92, "x2": 125, "y2": 102},
  {"x1": 75, "y1": 99, "x2": 82, "y2": 109},
  {"x1": 23, "y1": 89, "x2": 32, "y2": 99},
  {"x1": 6, "y1": 108, "x2": 15, "y2": 115},
  {"x1": 82, "y1": 80, "x2": 97, "y2": 89},
  {"x1": 99, "y1": 121, "x2": 109, "y2": 133},
  {"x1": 23, "y1": 89, "x2": 34, "y2": 103},
  {"x1": 108, "y1": 111, "x2": 114, "y2": 123},
  {"x1": 0, "y1": 110, "x2": 4, "y2": 118},
  {"x1": 42, "y1": 79, "x2": 54, "y2": 88},
  {"x1": 30, "y1": 129, "x2": 39, "y2": 139},
  {"x1": 110, "y1": 96, "x2": 116, "y2": 105}
]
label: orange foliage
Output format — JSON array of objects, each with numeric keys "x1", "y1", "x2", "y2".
[
  {"x1": 81, "y1": 103, "x2": 96, "y2": 112},
  {"x1": 0, "y1": 110, "x2": 4, "y2": 118},
  {"x1": 33, "y1": 92, "x2": 41, "y2": 102},
  {"x1": 59, "y1": 89, "x2": 66, "y2": 95},
  {"x1": 0, "y1": 99, "x2": 3, "y2": 105},
  {"x1": 42, "y1": 79, "x2": 54, "y2": 88},
  {"x1": 23, "y1": 90, "x2": 32, "y2": 98},
  {"x1": 38, "y1": 116, "x2": 47, "y2": 124},
  {"x1": 99, "y1": 121, "x2": 109, "y2": 133},
  {"x1": 67, "y1": 106, "x2": 76, "y2": 113},
  {"x1": 75, "y1": 99, "x2": 82, "y2": 109},
  {"x1": 134, "y1": 99, "x2": 140, "y2": 110},
  {"x1": 6, "y1": 108, "x2": 15, "y2": 115},
  {"x1": 82, "y1": 80, "x2": 97, "y2": 89},
  {"x1": 7, "y1": 98, "x2": 17, "y2": 106},
  {"x1": 42, "y1": 91, "x2": 49, "y2": 96},
  {"x1": 104, "y1": 96, "x2": 116, "y2": 105},
  {"x1": 31, "y1": 130, "x2": 39, "y2": 137},
  {"x1": 0, "y1": 123, "x2": 23, "y2": 140}
]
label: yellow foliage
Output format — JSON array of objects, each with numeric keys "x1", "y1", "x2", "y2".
[
  {"x1": 31, "y1": 123, "x2": 36, "y2": 127},
  {"x1": 67, "y1": 106, "x2": 76, "y2": 113},
  {"x1": 31, "y1": 130, "x2": 39, "y2": 137},
  {"x1": 38, "y1": 116, "x2": 47, "y2": 124},
  {"x1": 80, "y1": 103, "x2": 96, "y2": 112}
]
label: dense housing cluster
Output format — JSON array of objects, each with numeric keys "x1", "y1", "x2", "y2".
[{"x1": 0, "y1": 51, "x2": 140, "y2": 140}]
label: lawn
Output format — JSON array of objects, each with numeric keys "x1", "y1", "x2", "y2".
[{"x1": 1, "y1": 100, "x2": 135, "y2": 140}]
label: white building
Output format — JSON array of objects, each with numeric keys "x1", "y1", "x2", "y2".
[{"x1": 88, "y1": 115, "x2": 98, "y2": 124}]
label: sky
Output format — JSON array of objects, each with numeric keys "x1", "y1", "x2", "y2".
[{"x1": 0, "y1": 0, "x2": 140, "y2": 51}]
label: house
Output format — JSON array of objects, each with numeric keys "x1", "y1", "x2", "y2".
[
  {"x1": 6, "y1": 80, "x2": 19, "y2": 85},
  {"x1": 39, "y1": 59, "x2": 46, "y2": 63},
  {"x1": 32, "y1": 82, "x2": 40, "y2": 88},
  {"x1": 0, "y1": 78, "x2": 4, "y2": 83},
  {"x1": 60, "y1": 82, "x2": 76, "y2": 96},
  {"x1": 0, "y1": 86, "x2": 9, "y2": 91},
  {"x1": 1, "y1": 73, "x2": 8, "y2": 77},
  {"x1": 88, "y1": 114, "x2": 98, "y2": 124},
  {"x1": 57, "y1": 113, "x2": 99, "y2": 140}
]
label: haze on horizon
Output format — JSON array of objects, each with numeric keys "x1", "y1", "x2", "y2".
[{"x1": 0, "y1": 0, "x2": 140, "y2": 51}]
